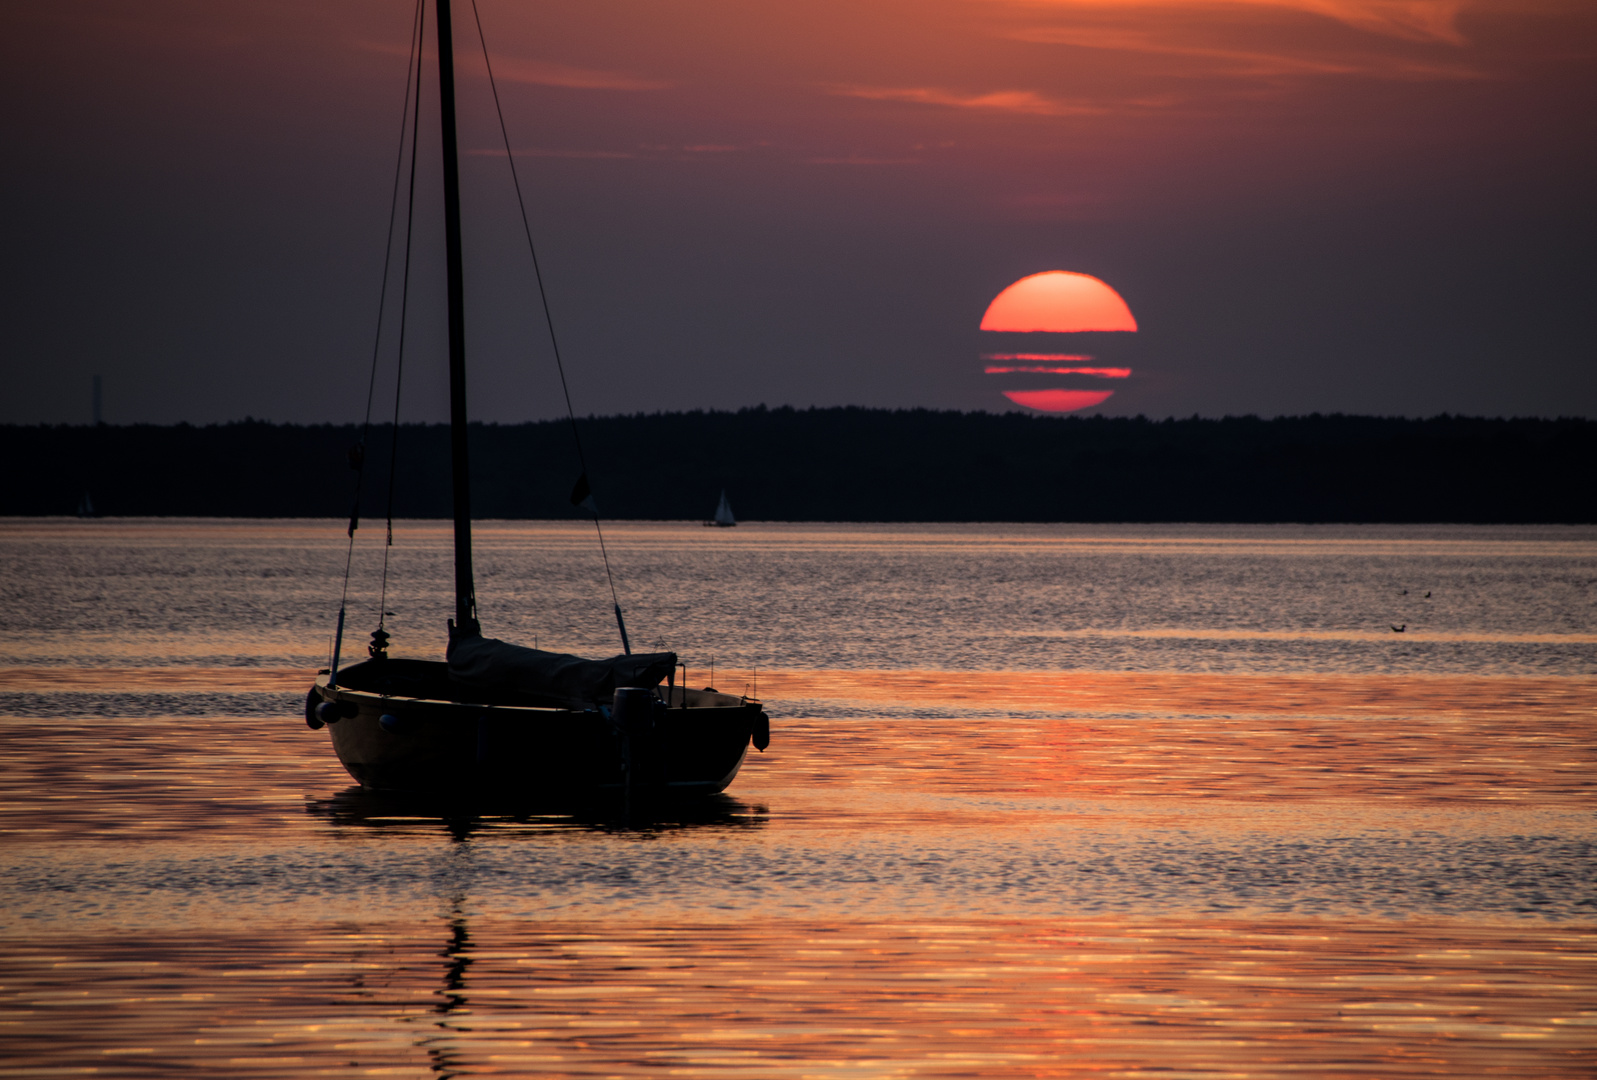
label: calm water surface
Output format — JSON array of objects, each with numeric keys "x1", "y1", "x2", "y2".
[{"x1": 1, "y1": 519, "x2": 1593, "y2": 1077}]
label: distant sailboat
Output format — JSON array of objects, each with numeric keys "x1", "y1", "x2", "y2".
[
  {"x1": 76, "y1": 491, "x2": 96, "y2": 519},
  {"x1": 707, "y1": 490, "x2": 736, "y2": 528}
]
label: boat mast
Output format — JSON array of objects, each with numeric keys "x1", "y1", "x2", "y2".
[{"x1": 436, "y1": 0, "x2": 476, "y2": 631}]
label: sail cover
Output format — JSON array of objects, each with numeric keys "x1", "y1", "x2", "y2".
[{"x1": 448, "y1": 631, "x2": 676, "y2": 709}]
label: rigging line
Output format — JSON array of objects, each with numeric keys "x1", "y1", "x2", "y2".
[
  {"x1": 362, "y1": 0, "x2": 427, "y2": 451},
  {"x1": 469, "y1": 0, "x2": 630, "y2": 650},
  {"x1": 332, "y1": 0, "x2": 425, "y2": 679},
  {"x1": 377, "y1": 0, "x2": 429, "y2": 633},
  {"x1": 341, "y1": 0, "x2": 424, "y2": 570}
]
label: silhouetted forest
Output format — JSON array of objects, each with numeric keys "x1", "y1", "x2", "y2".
[{"x1": 5, "y1": 409, "x2": 1592, "y2": 522}]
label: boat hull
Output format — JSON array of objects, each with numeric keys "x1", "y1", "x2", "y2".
[{"x1": 306, "y1": 660, "x2": 765, "y2": 801}]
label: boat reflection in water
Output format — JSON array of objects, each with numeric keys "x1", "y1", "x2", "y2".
[
  {"x1": 303, "y1": 786, "x2": 770, "y2": 1077},
  {"x1": 304, "y1": 785, "x2": 770, "y2": 838}
]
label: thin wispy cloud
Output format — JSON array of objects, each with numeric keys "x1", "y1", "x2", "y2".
[
  {"x1": 486, "y1": 57, "x2": 671, "y2": 91},
  {"x1": 1009, "y1": 24, "x2": 1482, "y2": 79},
  {"x1": 1225, "y1": 0, "x2": 1467, "y2": 44},
  {"x1": 1002, "y1": 0, "x2": 1468, "y2": 45},
  {"x1": 806, "y1": 154, "x2": 923, "y2": 165},
  {"x1": 356, "y1": 41, "x2": 668, "y2": 90},
  {"x1": 467, "y1": 147, "x2": 634, "y2": 159},
  {"x1": 829, "y1": 85, "x2": 1111, "y2": 116},
  {"x1": 471, "y1": 143, "x2": 781, "y2": 162}
]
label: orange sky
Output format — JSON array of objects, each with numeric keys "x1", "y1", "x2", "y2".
[
  {"x1": 1, "y1": 0, "x2": 1593, "y2": 421},
  {"x1": 442, "y1": 0, "x2": 1594, "y2": 209}
]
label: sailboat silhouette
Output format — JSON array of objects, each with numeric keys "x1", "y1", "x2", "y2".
[
  {"x1": 302, "y1": 0, "x2": 769, "y2": 802},
  {"x1": 706, "y1": 490, "x2": 736, "y2": 528}
]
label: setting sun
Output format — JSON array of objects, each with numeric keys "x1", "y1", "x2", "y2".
[
  {"x1": 1001, "y1": 388, "x2": 1116, "y2": 411},
  {"x1": 982, "y1": 272, "x2": 1137, "y2": 412},
  {"x1": 980, "y1": 272, "x2": 1138, "y2": 333}
]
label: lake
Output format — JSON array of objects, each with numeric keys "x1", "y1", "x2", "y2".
[{"x1": 1, "y1": 519, "x2": 1593, "y2": 1077}]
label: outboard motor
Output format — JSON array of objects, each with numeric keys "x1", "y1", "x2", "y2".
[{"x1": 612, "y1": 687, "x2": 666, "y2": 804}]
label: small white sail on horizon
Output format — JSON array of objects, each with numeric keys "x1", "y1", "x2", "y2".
[{"x1": 711, "y1": 490, "x2": 736, "y2": 527}]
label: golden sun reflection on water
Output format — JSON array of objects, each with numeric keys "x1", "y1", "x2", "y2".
[
  {"x1": 3, "y1": 665, "x2": 1594, "y2": 1076},
  {"x1": 2, "y1": 918, "x2": 1593, "y2": 1078},
  {"x1": 1, "y1": 668, "x2": 1592, "y2": 846}
]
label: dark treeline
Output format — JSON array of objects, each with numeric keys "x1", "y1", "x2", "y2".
[{"x1": 4, "y1": 408, "x2": 1593, "y2": 522}]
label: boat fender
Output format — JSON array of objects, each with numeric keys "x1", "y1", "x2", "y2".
[
  {"x1": 304, "y1": 689, "x2": 324, "y2": 729},
  {"x1": 752, "y1": 711, "x2": 770, "y2": 752},
  {"x1": 315, "y1": 699, "x2": 357, "y2": 725},
  {"x1": 379, "y1": 713, "x2": 404, "y2": 734}
]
